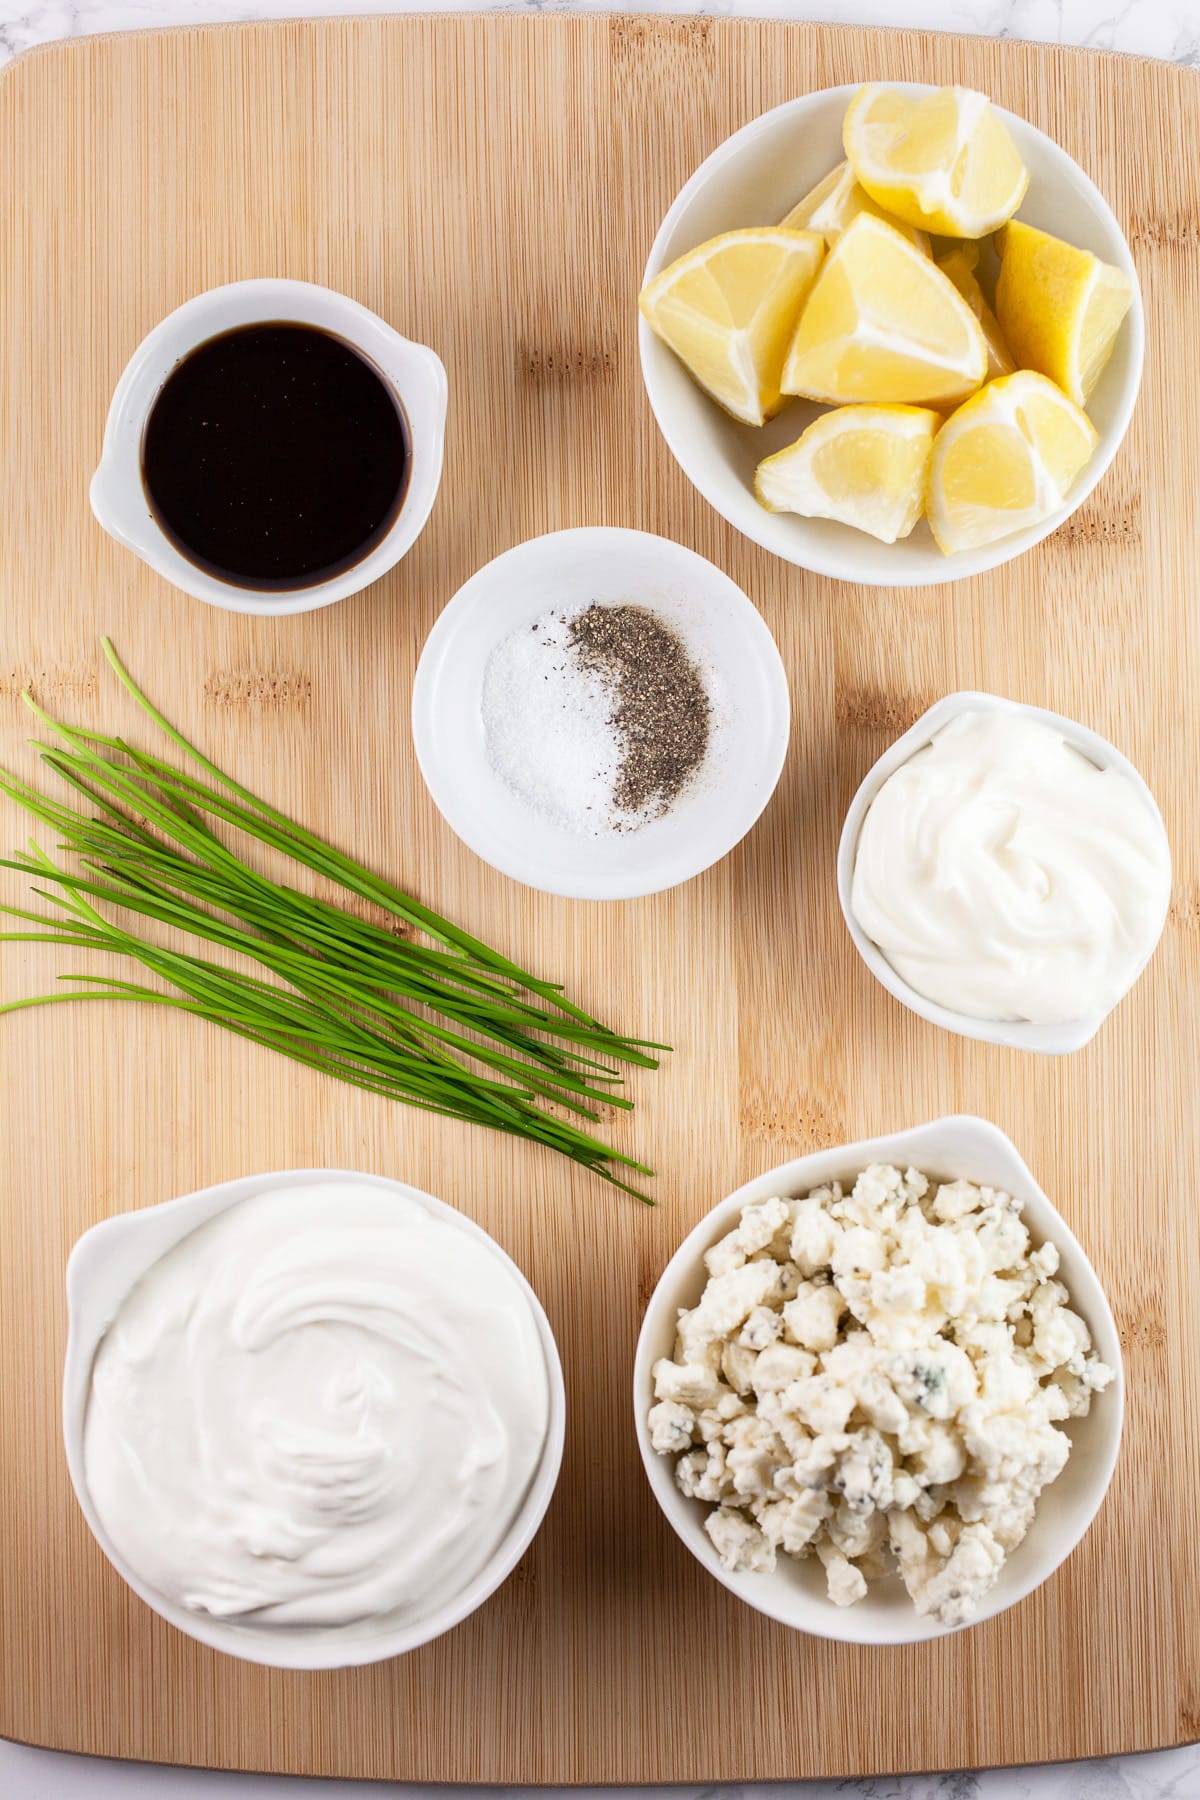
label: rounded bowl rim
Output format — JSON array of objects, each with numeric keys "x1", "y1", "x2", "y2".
[
  {"x1": 410, "y1": 524, "x2": 792, "y2": 900},
  {"x1": 63, "y1": 1165, "x2": 566, "y2": 1669},
  {"x1": 638, "y1": 82, "x2": 1145, "y2": 588},
  {"x1": 89, "y1": 277, "x2": 448, "y2": 618},
  {"x1": 632, "y1": 1113, "x2": 1125, "y2": 1645},
  {"x1": 833, "y1": 690, "x2": 1172, "y2": 1052}
]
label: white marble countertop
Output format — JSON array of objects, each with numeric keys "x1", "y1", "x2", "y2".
[
  {"x1": 0, "y1": 0, "x2": 1200, "y2": 66},
  {"x1": 2, "y1": 0, "x2": 1200, "y2": 65},
  {"x1": 0, "y1": 1, "x2": 1196, "y2": 1797}
]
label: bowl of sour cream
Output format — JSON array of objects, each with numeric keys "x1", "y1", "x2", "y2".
[
  {"x1": 63, "y1": 1171, "x2": 565, "y2": 1668},
  {"x1": 837, "y1": 693, "x2": 1172, "y2": 1053}
]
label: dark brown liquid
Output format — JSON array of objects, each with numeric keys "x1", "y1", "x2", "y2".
[{"x1": 142, "y1": 322, "x2": 411, "y2": 589}]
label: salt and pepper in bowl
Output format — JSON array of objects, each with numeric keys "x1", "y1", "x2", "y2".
[
  {"x1": 411, "y1": 527, "x2": 791, "y2": 901},
  {"x1": 482, "y1": 599, "x2": 711, "y2": 838}
]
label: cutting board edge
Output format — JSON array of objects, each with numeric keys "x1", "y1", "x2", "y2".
[{"x1": 0, "y1": 7, "x2": 1196, "y2": 1784}]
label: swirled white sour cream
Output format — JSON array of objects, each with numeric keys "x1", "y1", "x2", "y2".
[
  {"x1": 82, "y1": 1182, "x2": 551, "y2": 1630},
  {"x1": 850, "y1": 709, "x2": 1171, "y2": 1023}
]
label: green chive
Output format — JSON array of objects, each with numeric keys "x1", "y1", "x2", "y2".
[{"x1": 0, "y1": 647, "x2": 669, "y2": 1201}]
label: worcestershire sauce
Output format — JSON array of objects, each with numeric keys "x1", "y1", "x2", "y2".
[{"x1": 142, "y1": 323, "x2": 411, "y2": 589}]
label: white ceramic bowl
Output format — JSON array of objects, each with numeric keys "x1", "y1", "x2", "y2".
[
  {"x1": 639, "y1": 84, "x2": 1144, "y2": 587},
  {"x1": 91, "y1": 278, "x2": 448, "y2": 616},
  {"x1": 411, "y1": 527, "x2": 791, "y2": 900},
  {"x1": 63, "y1": 1169, "x2": 565, "y2": 1669},
  {"x1": 633, "y1": 1115, "x2": 1124, "y2": 1645},
  {"x1": 836, "y1": 691, "x2": 1172, "y2": 1053}
]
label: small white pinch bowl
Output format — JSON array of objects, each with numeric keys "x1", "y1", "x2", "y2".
[
  {"x1": 63, "y1": 1168, "x2": 566, "y2": 1669},
  {"x1": 411, "y1": 526, "x2": 791, "y2": 900},
  {"x1": 639, "y1": 83, "x2": 1144, "y2": 587},
  {"x1": 90, "y1": 278, "x2": 448, "y2": 617},
  {"x1": 836, "y1": 691, "x2": 1172, "y2": 1054},
  {"x1": 633, "y1": 1115, "x2": 1124, "y2": 1646}
]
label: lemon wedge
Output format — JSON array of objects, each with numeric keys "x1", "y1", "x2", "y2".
[
  {"x1": 781, "y1": 159, "x2": 931, "y2": 255},
  {"x1": 755, "y1": 404, "x2": 939, "y2": 543},
  {"x1": 994, "y1": 219, "x2": 1134, "y2": 406},
  {"x1": 936, "y1": 244, "x2": 1015, "y2": 378},
  {"x1": 782, "y1": 214, "x2": 988, "y2": 406},
  {"x1": 844, "y1": 84, "x2": 1029, "y2": 239},
  {"x1": 925, "y1": 369, "x2": 1099, "y2": 554},
  {"x1": 639, "y1": 228, "x2": 826, "y2": 426}
]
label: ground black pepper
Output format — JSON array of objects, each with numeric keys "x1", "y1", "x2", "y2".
[{"x1": 567, "y1": 603, "x2": 710, "y2": 819}]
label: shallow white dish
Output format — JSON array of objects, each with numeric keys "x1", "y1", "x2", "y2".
[
  {"x1": 633, "y1": 1114, "x2": 1124, "y2": 1646},
  {"x1": 411, "y1": 526, "x2": 791, "y2": 900},
  {"x1": 836, "y1": 690, "x2": 1171, "y2": 1053},
  {"x1": 639, "y1": 83, "x2": 1144, "y2": 588},
  {"x1": 63, "y1": 1169, "x2": 566, "y2": 1669},
  {"x1": 90, "y1": 278, "x2": 448, "y2": 616}
]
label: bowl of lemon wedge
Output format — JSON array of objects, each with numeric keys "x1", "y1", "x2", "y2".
[{"x1": 638, "y1": 83, "x2": 1143, "y2": 586}]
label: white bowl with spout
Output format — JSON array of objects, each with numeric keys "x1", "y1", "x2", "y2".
[
  {"x1": 63, "y1": 1168, "x2": 565, "y2": 1669},
  {"x1": 90, "y1": 278, "x2": 447, "y2": 616}
]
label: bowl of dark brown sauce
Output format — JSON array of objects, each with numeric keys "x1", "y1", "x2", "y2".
[{"x1": 91, "y1": 279, "x2": 447, "y2": 615}]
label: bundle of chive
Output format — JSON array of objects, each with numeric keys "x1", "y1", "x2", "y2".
[{"x1": 0, "y1": 642, "x2": 664, "y2": 1200}]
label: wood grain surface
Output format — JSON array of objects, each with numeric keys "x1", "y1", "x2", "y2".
[{"x1": 0, "y1": 13, "x2": 1197, "y2": 1783}]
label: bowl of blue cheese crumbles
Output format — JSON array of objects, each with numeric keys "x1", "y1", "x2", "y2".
[{"x1": 633, "y1": 1116, "x2": 1122, "y2": 1644}]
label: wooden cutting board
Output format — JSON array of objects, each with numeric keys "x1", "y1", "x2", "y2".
[{"x1": 0, "y1": 13, "x2": 1197, "y2": 1782}]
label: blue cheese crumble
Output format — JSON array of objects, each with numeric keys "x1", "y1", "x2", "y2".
[{"x1": 648, "y1": 1164, "x2": 1114, "y2": 1627}]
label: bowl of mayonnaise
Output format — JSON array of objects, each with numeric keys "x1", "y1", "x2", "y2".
[
  {"x1": 63, "y1": 1170, "x2": 565, "y2": 1668},
  {"x1": 837, "y1": 692, "x2": 1172, "y2": 1054}
]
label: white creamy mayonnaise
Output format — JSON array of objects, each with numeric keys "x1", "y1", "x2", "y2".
[
  {"x1": 850, "y1": 708, "x2": 1171, "y2": 1023},
  {"x1": 83, "y1": 1181, "x2": 551, "y2": 1630}
]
